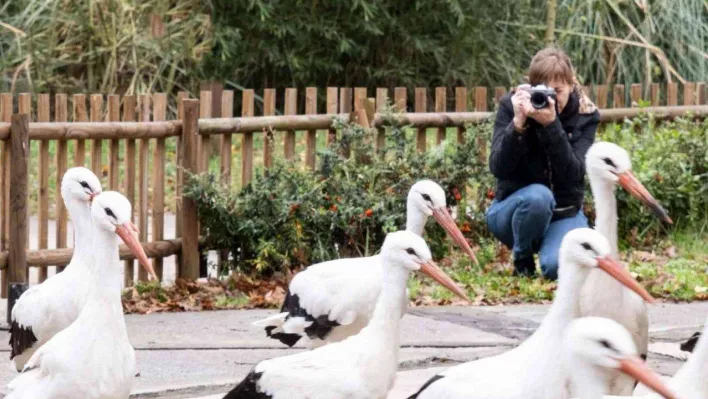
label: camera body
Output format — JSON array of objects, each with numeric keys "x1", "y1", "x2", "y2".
[{"x1": 528, "y1": 85, "x2": 556, "y2": 109}]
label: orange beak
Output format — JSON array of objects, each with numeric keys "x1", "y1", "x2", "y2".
[
  {"x1": 431, "y1": 207, "x2": 479, "y2": 265},
  {"x1": 619, "y1": 356, "x2": 678, "y2": 399},
  {"x1": 419, "y1": 260, "x2": 470, "y2": 302},
  {"x1": 596, "y1": 256, "x2": 654, "y2": 303},
  {"x1": 115, "y1": 223, "x2": 157, "y2": 281},
  {"x1": 617, "y1": 171, "x2": 672, "y2": 224},
  {"x1": 88, "y1": 192, "x2": 98, "y2": 203}
]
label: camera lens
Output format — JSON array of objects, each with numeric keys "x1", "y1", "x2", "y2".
[{"x1": 530, "y1": 92, "x2": 548, "y2": 109}]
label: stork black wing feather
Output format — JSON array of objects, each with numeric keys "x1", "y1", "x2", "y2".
[
  {"x1": 9, "y1": 320, "x2": 37, "y2": 361},
  {"x1": 223, "y1": 371, "x2": 271, "y2": 399}
]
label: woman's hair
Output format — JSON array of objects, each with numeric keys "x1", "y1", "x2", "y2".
[{"x1": 527, "y1": 47, "x2": 575, "y2": 86}]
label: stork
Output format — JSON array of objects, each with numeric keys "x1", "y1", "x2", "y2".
[
  {"x1": 9, "y1": 167, "x2": 103, "y2": 371},
  {"x1": 408, "y1": 228, "x2": 654, "y2": 399},
  {"x1": 632, "y1": 315, "x2": 708, "y2": 399},
  {"x1": 223, "y1": 230, "x2": 467, "y2": 399},
  {"x1": 566, "y1": 317, "x2": 677, "y2": 399},
  {"x1": 254, "y1": 180, "x2": 474, "y2": 348},
  {"x1": 581, "y1": 141, "x2": 672, "y2": 394},
  {"x1": 6, "y1": 191, "x2": 153, "y2": 399}
]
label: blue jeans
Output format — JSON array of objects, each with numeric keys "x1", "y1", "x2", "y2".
[{"x1": 485, "y1": 184, "x2": 588, "y2": 280}]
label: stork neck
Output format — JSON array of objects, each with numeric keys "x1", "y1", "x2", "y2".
[
  {"x1": 571, "y1": 359, "x2": 609, "y2": 399},
  {"x1": 405, "y1": 200, "x2": 427, "y2": 237},
  {"x1": 541, "y1": 256, "x2": 588, "y2": 333},
  {"x1": 590, "y1": 177, "x2": 619, "y2": 259},
  {"x1": 65, "y1": 197, "x2": 93, "y2": 267},
  {"x1": 87, "y1": 226, "x2": 124, "y2": 303},
  {"x1": 365, "y1": 263, "x2": 409, "y2": 336}
]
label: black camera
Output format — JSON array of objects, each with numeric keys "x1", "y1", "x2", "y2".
[{"x1": 528, "y1": 85, "x2": 556, "y2": 109}]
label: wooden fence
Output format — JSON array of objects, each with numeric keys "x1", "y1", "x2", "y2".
[{"x1": 0, "y1": 82, "x2": 706, "y2": 305}]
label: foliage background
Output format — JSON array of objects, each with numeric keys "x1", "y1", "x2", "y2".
[
  {"x1": 185, "y1": 112, "x2": 707, "y2": 277},
  {"x1": 2, "y1": 0, "x2": 706, "y2": 99}
]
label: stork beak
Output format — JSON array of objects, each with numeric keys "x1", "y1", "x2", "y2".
[
  {"x1": 431, "y1": 207, "x2": 479, "y2": 265},
  {"x1": 619, "y1": 356, "x2": 678, "y2": 399},
  {"x1": 596, "y1": 256, "x2": 654, "y2": 303},
  {"x1": 617, "y1": 171, "x2": 672, "y2": 224},
  {"x1": 115, "y1": 223, "x2": 157, "y2": 281},
  {"x1": 419, "y1": 260, "x2": 470, "y2": 302},
  {"x1": 88, "y1": 192, "x2": 98, "y2": 203}
]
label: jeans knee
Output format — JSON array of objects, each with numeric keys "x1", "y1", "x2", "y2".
[
  {"x1": 522, "y1": 184, "x2": 554, "y2": 216},
  {"x1": 540, "y1": 252, "x2": 559, "y2": 280}
]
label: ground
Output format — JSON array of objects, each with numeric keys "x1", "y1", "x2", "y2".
[{"x1": 0, "y1": 301, "x2": 704, "y2": 398}]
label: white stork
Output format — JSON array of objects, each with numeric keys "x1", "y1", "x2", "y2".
[
  {"x1": 407, "y1": 228, "x2": 655, "y2": 399},
  {"x1": 223, "y1": 230, "x2": 467, "y2": 399},
  {"x1": 254, "y1": 180, "x2": 474, "y2": 348},
  {"x1": 565, "y1": 317, "x2": 677, "y2": 399},
  {"x1": 632, "y1": 315, "x2": 708, "y2": 399},
  {"x1": 6, "y1": 191, "x2": 153, "y2": 399},
  {"x1": 9, "y1": 167, "x2": 103, "y2": 371},
  {"x1": 580, "y1": 142, "x2": 672, "y2": 395}
]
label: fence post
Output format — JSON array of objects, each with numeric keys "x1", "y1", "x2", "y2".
[
  {"x1": 180, "y1": 99, "x2": 200, "y2": 280},
  {"x1": 7, "y1": 114, "x2": 29, "y2": 324}
]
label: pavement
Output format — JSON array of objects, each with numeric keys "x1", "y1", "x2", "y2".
[{"x1": 0, "y1": 302, "x2": 704, "y2": 398}]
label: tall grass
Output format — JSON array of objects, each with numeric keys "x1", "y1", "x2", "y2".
[{"x1": 0, "y1": 0, "x2": 212, "y2": 96}]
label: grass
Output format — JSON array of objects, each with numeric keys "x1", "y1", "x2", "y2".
[{"x1": 409, "y1": 228, "x2": 708, "y2": 305}]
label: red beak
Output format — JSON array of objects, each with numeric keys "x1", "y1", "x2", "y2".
[
  {"x1": 419, "y1": 260, "x2": 470, "y2": 302},
  {"x1": 617, "y1": 171, "x2": 672, "y2": 224},
  {"x1": 619, "y1": 356, "x2": 678, "y2": 399},
  {"x1": 115, "y1": 223, "x2": 156, "y2": 281},
  {"x1": 596, "y1": 255, "x2": 654, "y2": 303},
  {"x1": 431, "y1": 207, "x2": 479, "y2": 265}
]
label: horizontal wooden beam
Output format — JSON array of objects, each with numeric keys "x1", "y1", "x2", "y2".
[
  {"x1": 0, "y1": 105, "x2": 706, "y2": 141},
  {"x1": 0, "y1": 238, "x2": 182, "y2": 269},
  {"x1": 0, "y1": 121, "x2": 182, "y2": 141}
]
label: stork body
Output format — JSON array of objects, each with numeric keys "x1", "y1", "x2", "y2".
[
  {"x1": 566, "y1": 317, "x2": 676, "y2": 399},
  {"x1": 225, "y1": 230, "x2": 467, "y2": 399},
  {"x1": 580, "y1": 142, "x2": 671, "y2": 395},
  {"x1": 408, "y1": 228, "x2": 654, "y2": 399},
  {"x1": 254, "y1": 180, "x2": 475, "y2": 348},
  {"x1": 6, "y1": 192, "x2": 152, "y2": 399},
  {"x1": 9, "y1": 167, "x2": 102, "y2": 371},
  {"x1": 632, "y1": 316, "x2": 708, "y2": 399}
]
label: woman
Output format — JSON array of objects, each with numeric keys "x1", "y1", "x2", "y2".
[{"x1": 486, "y1": 47, "x2": 600, "y2": 279}]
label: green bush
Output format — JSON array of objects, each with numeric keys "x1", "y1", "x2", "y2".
[
  {"x1": 591, "y1": 114, "x2": 708, "y2": 242},
  {"x1": 184, "y1": 113, "x2": 493, "y2": 276},
  {"x1": 185, "y1": 111, "x2": 707, "y2": 276}
]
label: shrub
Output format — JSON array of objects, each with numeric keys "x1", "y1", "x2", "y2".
[
  {"x1": 591, "y1": 114, "x2": 708, "y2": 244},
  {"x1": 184, "y1": 113, "x2": 493, "y2": 276},
  {"x1": 185, "y1": 111, "x2": 707, "y2": 276}
]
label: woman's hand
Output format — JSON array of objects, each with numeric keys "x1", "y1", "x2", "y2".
[
  {"x1": 527, "y1": 97, "x2": 557, "y2": 127},
  {"x1": 511, "y1": 86, "x2": 533, "y2": 132}
]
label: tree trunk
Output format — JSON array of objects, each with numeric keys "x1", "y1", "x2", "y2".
[{"x1": 545, "y1": 0, "x2": 557, "y2": 46}]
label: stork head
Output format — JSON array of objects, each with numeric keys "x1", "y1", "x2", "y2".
[
  {"x1": 407, "y1": 180, "x2": 478, "y2": 265},
  {"x1": 61, "y1": 167, "x2": 102, "y2": 204},
  {"x1": 566, "y1": 317, "x2": 678, "y2": 399},
  {"x1": 91, "y1": 191, "x2": 157, "y2": 280},
  {"x1": 559, "y1": 228, "x2": 653, "y2": 303},
  {"x1": 381, "y1": 231, "x2": 469, "y2": 302},
  {"x1": 586, "y1": 142, "x2": 671, "y2": 224}
]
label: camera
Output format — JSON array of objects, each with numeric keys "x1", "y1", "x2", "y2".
[{"x1": 528, "y1": 85, "x2": 556, "y2": 109}]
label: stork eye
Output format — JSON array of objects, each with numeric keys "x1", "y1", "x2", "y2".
[
  {"x1": 104, "y1": 208, "x2": 116, "y2": 218},
  {"x1": 581, "y1": 243, "x2": 592, "y2": 251},
  {"x1": 405, "y1": 248, "x2": 417, "y2": 256},
  {"x1": 599, "y1": 339, "x2": 616, "y2": 351},
  {"x1": 421, "y1": 194, "x2": 432, "y2": 203},
  {"x1": 602, "y1": 157, "x2": 616, "y2": 168},
  {"x1": 79, "y1": 181, "x2": 90, "y2": 189}
]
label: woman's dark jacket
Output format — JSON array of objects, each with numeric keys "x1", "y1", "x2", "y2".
[{"x1": 489, "y1": 91, "x2": 600, "y2": 211}]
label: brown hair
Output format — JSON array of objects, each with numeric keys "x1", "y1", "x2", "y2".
[{"x1": 527, "y1": 47, "x2": 575, "y2": 86}]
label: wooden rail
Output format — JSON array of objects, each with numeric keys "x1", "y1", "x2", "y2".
[
  {"x1": 0, "y1": 82, "x2": 705, "y2": 299},
  {"x1": 2, "y1": 105, "x2": 706, "y2": 141}
]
